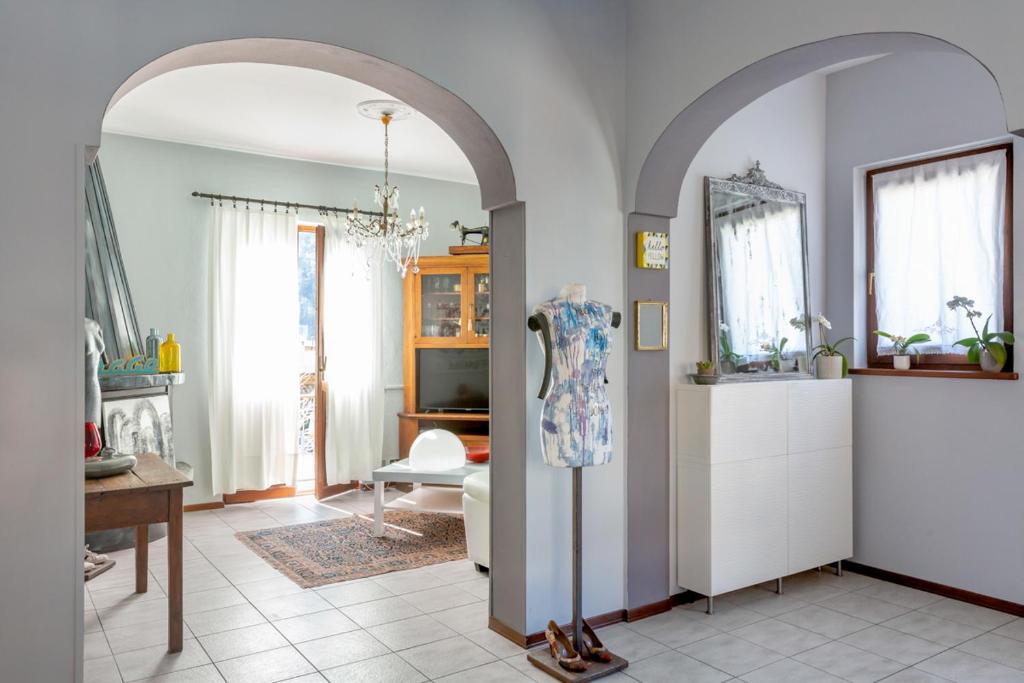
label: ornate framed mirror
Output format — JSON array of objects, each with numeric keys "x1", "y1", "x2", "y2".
[{"x1": 705, "y1": 162, "x2": 813, "y2": 381}]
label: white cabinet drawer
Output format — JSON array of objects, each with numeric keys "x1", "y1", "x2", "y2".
[
  {"x1": 789, "y1": 447, "x2": 852, "y2": 572},
  {"x1": 788, "y1": 379, "x2": 851, "y2": 453},
  {"x1": 709, "y1": 456, "x2": 788, "y2": 595}
]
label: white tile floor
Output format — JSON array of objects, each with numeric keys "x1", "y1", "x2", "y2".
[{"x1": 84, "y1": 494, "x2": 1024, "y2": 682}]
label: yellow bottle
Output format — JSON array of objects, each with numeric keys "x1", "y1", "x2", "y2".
[{"x1": 159, "y1": 332, "x2": 182, "y2": 373}]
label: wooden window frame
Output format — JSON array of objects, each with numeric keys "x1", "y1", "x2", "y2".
[{"x1": 865, "y1": 142, "x2": 1014, "y2": 371}]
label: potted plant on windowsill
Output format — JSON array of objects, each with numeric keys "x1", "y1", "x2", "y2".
[
  {"x1": 760, "y1": 337, "x2": 789, "y2": 372},
  {"x1": 947, "y1": 295, "x2": 1015, "y2": 372},
  {"x1": 718, "y1": 323, "x2": 742, "y2": 374},
  {"x1": 812, "y1": 313, "x2": 853, "y2": 379},
  {"x1": 873, "y1": 330, "x2": 931, "y2": 370}
]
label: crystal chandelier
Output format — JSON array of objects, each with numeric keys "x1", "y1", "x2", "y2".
[{"x1": 347, "y1": 100, "x2": 429, "y2": 277}]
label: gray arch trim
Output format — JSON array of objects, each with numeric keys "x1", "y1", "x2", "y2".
[
  {"x1": 635, "y1": 32, "x2": 988, "y2": 220},
  {"x1": 625, "y1": 32, "x2": 1003, "y2": 612},
  {"x1": 104, "y1": 38, "x2": 517, "y2": 212}
]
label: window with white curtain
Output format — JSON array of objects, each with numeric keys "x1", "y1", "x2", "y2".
[{"x1": 867, "y1": 143, "x2": 1012, "y2": 367}]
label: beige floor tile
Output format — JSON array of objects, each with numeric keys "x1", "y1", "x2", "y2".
[
  {"x1": 916, "y1": 649, "x2": 1024, "y2": 682},
  {"x1": 455, "y1": 578, "x2": 490, "y2": 600},
  {"x1": 993, "y1": 618, "x2": 1024, "y2": 642},
  {"x1": 84, "y1": 655, "x2": 122, "y2": 683},
  {"x1": 882, "y1": 610, "x2": 985, "y2": 647},
  {"x1": 295, "y1": 629, "x2": 390, "y2": 670},
  {"x1": 956, "y1": 632, "x2": 1024, "y2": 671},
  {"x1": 877, "y1": 670, "x2": 948, "y2": 683},
  {"x1": 919, "y1": 597, "x2": 1017, "y2": 631},
  {"x1": 400, "y1": 584, "x2": 481, "y2": 613},
  {"x1": 840, "y1": 625, "x2": 946, "y2": 665},
  {"x1": 114, "y1": 639, "x2": 211, "y2": 682},
  {"x1": 680, "y1": 602, "x2": 769, "y2": 632},
  {"x1": 731, "y1": 618, "x2": 830, "y2": 656},
  {"x1": 430, "y1": 601, "x2": 489, "y2": 634},
  {"x1": 740, "y1": 657, "x2": 845, "y2": 682},
  {"x1": 680, "y1": 633, "x2": 785, "y2": 677},
  {"x1": 135, "y1": 663, "x2": 225, "y2": 682},
  {"x1": 317, "y1": 580, "x2": 394, "y2": 608},
  {"x1": 775, "y1": 604, "x2": 873, "y2": 639},
  {"x1": 341, "y1": 596, "x2": 422, "y2": 628},
  {"x1": 463, "y1": 627, "x2": 526, "y2": 659},
  {"x1": 367, "y1": 613, "x2": 456, "y2": 650},
  {"x1": 214, "y1": 645, "x2": 316, "y2": 683},
  {"x1": 792, "y1": 641, "x2": 904, "y2": 683},
  {"x1": 375, "y1": 569, "x2": 450, "y2": 596},
  {"x1": 397, "y1": 635, "x2": 496, "y2": 679},
  {"x1": 85, "y1": 609, "x2": 104, "y2": 634},
  {"x1": 199, "y1": 623, "x2": 288, "y2": 662},
  {"x1": 104, "y1": 618, "x2": 196, "y2": 655},
  {"x1": 854, "y1": 582, "x2": 943, "y2": 610},
  {"x1": 184, "y1": 603, "x2": 266, "y2": 637},
  {"x1": 625, "y1": 650, "x2": 731, "y2": 683},
  {"x1": 272, "y1": 609, "x2": 360, "y2": 644},
  {"x1": 234, "y1": 576, "x2": 305, "y2": 602},
  {"x1": 433, "y1": 660, "x2": 532, "y2": 682},
  {"x1": 251, "y1": 591, "x2": 332, "y2": 621},
  {"x1": 623, "y1": 606, "x2": 720, "y2": 648},
  {"x1": 182, "y1": 587, "x2": 247, "y2": 616},
  {"x1": 99, "y1": 598, "x2": 171, "y2": 630},
  {"x1": 85, "y1": 630, "x2": 113, "y2": 661},
  {"x1": 817, "y1": 592, "x2": 912, "y2": 623},
  {"x1": 321, "y1": 653, "x2": 427, "y2": 683},
  {"x1": 596, "y1": 623, "x2": 670, "y2": 662}
]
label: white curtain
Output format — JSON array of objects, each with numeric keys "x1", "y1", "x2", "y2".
[
  {"x1": 717, "y1": 202, "x2": 807, "y2": 357},
  {"x1": 209, "y1": 205, "x2": 300, "y2": 495},
  {"x1": 873, "y1": 149, "x2": 1007, "y2": 355},
  {"x1": 323, "y1": 212, "x2": 385, "y2": 484}
]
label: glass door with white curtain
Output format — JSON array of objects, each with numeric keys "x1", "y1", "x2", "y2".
[{"x1": 296, "y1": 225, "x2": 320, "y2": 492}]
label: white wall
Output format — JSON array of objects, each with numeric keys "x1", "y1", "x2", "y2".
[
  {"x1": 0, "y1": 4, "x2": 627, "y2": 675},
  {"x1": 669, "y1": 72, "x2": 827, "y2": 590},
  {"x1": 825, "y1": 51, "x2": 1024, "y2": 603},
  {"x1": 98, "y1": 133, "x2": 484, "y2": 504}
]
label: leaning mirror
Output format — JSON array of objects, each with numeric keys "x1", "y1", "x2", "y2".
[{"x1": 705, "y1": 163, "x2": 813, "y2": 381}]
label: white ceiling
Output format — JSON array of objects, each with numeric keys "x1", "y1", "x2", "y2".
[{"x1": 102, "y1": 63, "x2": 478, "y2": 185}]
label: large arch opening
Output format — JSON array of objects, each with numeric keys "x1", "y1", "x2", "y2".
[
  {"x1": 624, "y1": 32, "x2": 1010, "y2": 613},
  {"x1": 83, "y1": 37, "x2": 529, "y2": 651}
]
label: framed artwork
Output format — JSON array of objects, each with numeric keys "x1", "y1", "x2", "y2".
[
  {"x1": 102, "y1": 394, "x2": 175, "y2": 463},
  {"x1": 635, "y1": 300, "x2": 669, "y2": 351},
  {"x1": 636, "y1": 231, "x2": 669, "y2": 270}
]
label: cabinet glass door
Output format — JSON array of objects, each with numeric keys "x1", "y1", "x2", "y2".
[
  {"x1": 420, "y1": 272, "x2": 463, "y2": 338},
  {"x1": 472, "y1": 271, "x2": 490, "y2": 338}
]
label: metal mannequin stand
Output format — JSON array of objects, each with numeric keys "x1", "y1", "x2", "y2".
[{"x1": 526, "y1": 467, "x2": 628, "y2": 681}]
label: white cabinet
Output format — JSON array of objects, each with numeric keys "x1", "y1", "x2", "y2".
[{"x1": 677, "y1": 379, "x2": 852, "y2": 601}]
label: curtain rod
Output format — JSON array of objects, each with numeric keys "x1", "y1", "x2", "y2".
[{"x1": 191, "y1": 191, "x2": 384, "y2": 217}]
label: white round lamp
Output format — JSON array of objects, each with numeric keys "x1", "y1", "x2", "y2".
[{"x1": 409, "y1": 429, "x2": 465, "y2": 471}]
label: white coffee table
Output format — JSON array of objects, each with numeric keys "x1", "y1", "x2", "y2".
[{"x1": 371, "y1": 458, "x2": 488, "y2": 536}]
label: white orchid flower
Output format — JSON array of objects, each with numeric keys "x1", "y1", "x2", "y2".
[{"x1": 816, "y1": 313, "x2": 832, "y2": 330}]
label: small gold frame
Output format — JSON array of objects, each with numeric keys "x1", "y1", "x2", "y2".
[{"x1": 635, "y1": 300, "x2": 669, "y2": 351}]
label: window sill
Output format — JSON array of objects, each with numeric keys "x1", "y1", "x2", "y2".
[{"x1": 849, "y1": 368, "x2": 1019, "y2": 380}]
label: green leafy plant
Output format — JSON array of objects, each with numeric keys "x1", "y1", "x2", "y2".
[
  {"x1": 874, "y1": 330, "x2": 931, "y2": 356},
  {"x1": 718, "y1": 323, "x2": 742, "y2": 365},
  {"x1": 947, "y1": 295, "x2": 1014, "y2": 366},
  {"x1": 811, "y1": 313, "x2": 853, "y2": 376},
  {"x1": 760, "y1": 337, "x2": 789, "y2": 371},
  {"x1": 696, "y1": 359, "x2": 715, "y2": 375}
]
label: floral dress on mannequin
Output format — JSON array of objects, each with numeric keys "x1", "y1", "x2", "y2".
[{"x1": 531, "y1": 284, "x2": 614, "y2": 468}]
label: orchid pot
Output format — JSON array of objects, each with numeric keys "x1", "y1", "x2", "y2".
[
  {"x1": 816, "y1": 355, "x2": 844, "y2": 379},
  {"x1": 893, "y1": 355, "x2": 911, "y2": 370}
]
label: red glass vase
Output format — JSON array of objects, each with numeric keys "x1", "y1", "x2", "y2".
[{"x1": 85, "y1": 422, "x2": 102, "y2": 459}]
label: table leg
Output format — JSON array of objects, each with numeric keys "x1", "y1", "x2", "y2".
[
  {"x1": 135, "y1": 525, "x2": 149, "y2": 593},
  {"x1": 373, "y1": 481, "x2": 384, "y2": 537},
  {"x1": 167, "y1": 488, "x2": 183, "y2": 653}
]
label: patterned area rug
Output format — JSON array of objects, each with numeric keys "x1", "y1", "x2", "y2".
[{"x1": 235, "y1": 511, "x2": 467, "y2": 589}]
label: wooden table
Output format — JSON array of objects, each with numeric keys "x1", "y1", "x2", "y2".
[{"x1": 85, "y1": 453, "x2": 192, "y2": 652}]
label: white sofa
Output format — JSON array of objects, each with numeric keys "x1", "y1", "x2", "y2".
[{"x1": 462, "y1": 470, "x2": 489, "y2": 571}]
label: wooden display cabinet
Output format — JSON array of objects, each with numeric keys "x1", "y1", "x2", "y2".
[{"x1": 400, "y1": 250, "x2": 490, "y2": 458}]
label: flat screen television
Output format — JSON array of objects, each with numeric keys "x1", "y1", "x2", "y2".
[{"x1": 416, "y1": 348, "x2": 489, "y2": 413}]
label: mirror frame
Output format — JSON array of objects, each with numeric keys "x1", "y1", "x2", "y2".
[
  {"x1": 704, "y1": 165, "x2": 814, "y2": 381},
  {"x1": 635, "y1": 300, "x2": 669, "y2": 351}
]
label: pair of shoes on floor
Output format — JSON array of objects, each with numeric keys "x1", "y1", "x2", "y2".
[{"x1": 544, "y1": 618, "x2": 613, "y2": 673}]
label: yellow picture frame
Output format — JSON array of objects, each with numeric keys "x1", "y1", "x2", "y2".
[
  {"x1": 636, "y1": 231, "x2": 669, "y2": 270},
  {"x1": 635, "y1": 300, "x2": 669, "y2": 351}
]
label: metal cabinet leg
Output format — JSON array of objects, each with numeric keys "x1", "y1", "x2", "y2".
[
  {"x1": 706, "y1": 596, "x2": 714, "y2": 615},
  {"x1": 776, "y1": 578, "x2": 783, "y2": 595},
  {"x1": 836, "y1": 560, "x2": 843, "y2": 577}
]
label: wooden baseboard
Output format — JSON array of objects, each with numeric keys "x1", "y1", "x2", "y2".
[
  {"x1": 223, "y1": 484, "x2": 297, "y2": 504},
  {"x1": 489, "y1": 596, "x2": 695, "y2": 648},
  {"x1": 183, "y1": 501, "x2": 224, "y2": 512},
  {"x1": 844, "y1": 561, "x2": 1024, "y2": 617}
]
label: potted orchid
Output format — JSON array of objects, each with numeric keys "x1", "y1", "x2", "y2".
[
  {"x1": 947, "y1": 295, "x2": 1015, "y2": 372},
  {"x1": 874, "y1": 330, "x2": 931, "y2": 370},
  {"x1": 760, "y1": 337, "x2": 789, "y2": 372},
  {"x1": 790, "y1": 315, "x2": 810, "y2": 373},
  {"x1": 812, "y1": 313, "x2": 853, "y2": 379}
]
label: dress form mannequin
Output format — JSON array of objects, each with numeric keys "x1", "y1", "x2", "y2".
[
  {"x1": 527, "y1": 285, "x2": 627, "y2": 678},
  {"x1": 528, "y1": 284, "x2": 621, "y2": 468}
]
